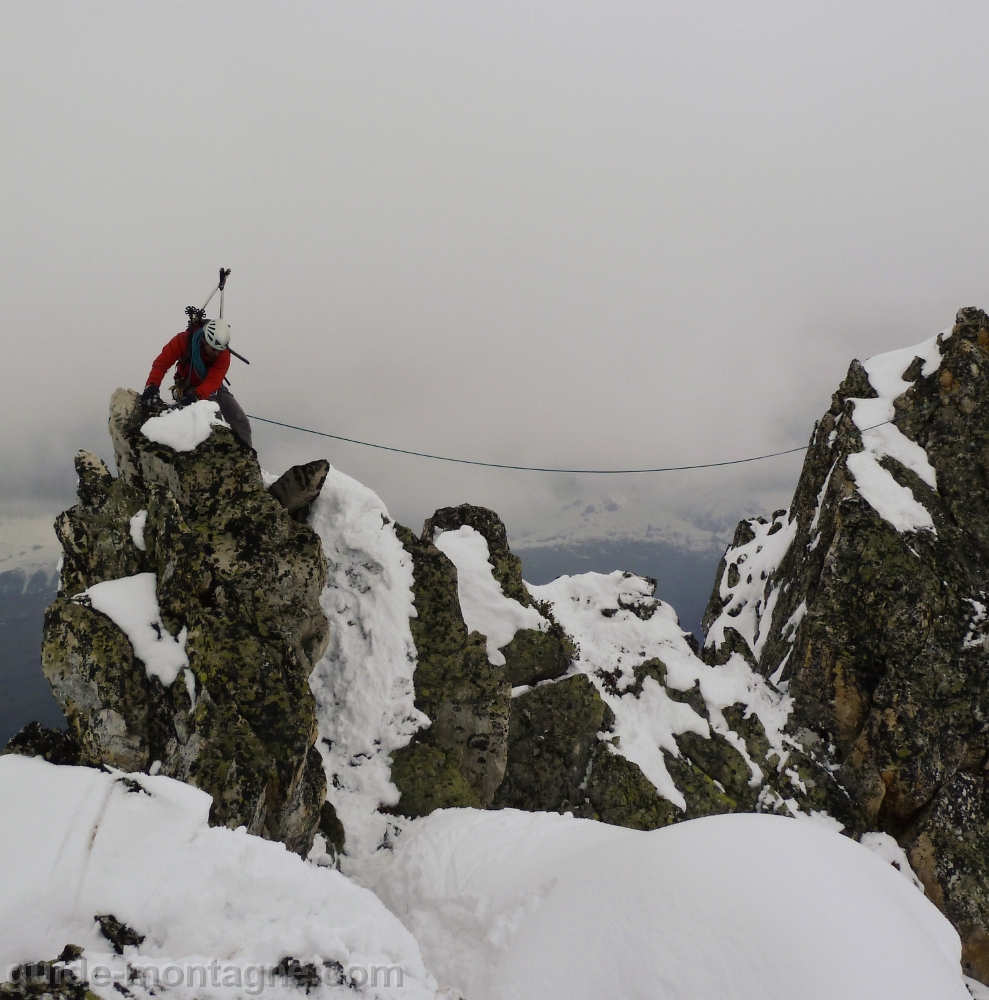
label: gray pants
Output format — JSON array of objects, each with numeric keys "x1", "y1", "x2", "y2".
[{"x1": 212, "y1": 386, "x2": 253, "y2": 450}]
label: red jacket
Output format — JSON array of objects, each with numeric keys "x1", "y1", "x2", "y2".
[{"x1": 146, "y1": 331, "x2": 231, "y2": 400}]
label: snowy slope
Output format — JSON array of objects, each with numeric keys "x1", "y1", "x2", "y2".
[
  {"x1": 354, "y1": 808, "x2": 969, "y2": 1000},
  {"x1": 0, "y1": 755, "x2": 436, "y2": 999}
]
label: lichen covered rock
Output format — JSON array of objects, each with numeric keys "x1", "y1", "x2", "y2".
[
  {"x1": 39, "y1": 389, "x2": 331, "y2": 854},
  {"x1": 701, "y1": 308, "x2": 989, "y2": 981},
  {"x1": 390, "y1": 523, "x2": 511, "y2": 813}
]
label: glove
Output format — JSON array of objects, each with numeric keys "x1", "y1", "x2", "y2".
[
  {"x1": 141, "y1": 384, "x2": 159, "y2": 405},
  {"x1": 178, "y1": 390, "x2": 199, "y2": 408}
]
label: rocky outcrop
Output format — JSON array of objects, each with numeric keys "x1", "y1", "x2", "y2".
[
  {"x1": 701, "y1": 308, "x2": 989, "y2": 982},
  {"x1": 422, "y1": 504, "x2": 575, "y2": 686},
  {"x1": 389, "y1": 524, "x2": 511, "y2": 815},
  {"x1": 30, "y1": 390, "x2": 331, "y2": 854}
]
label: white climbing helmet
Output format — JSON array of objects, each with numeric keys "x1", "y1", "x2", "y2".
[{"x1": 202, "y1": 318, "x2": 231, "y2": 351}]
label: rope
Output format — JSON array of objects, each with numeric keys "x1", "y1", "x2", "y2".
[{"x1": 244, "y1": 413, "x2": 853, "y2": 474}]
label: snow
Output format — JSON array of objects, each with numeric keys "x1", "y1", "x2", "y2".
[
  {"x1": 353, "y1": 807, "x2": 970, "y2": 1000},
  {"x1": 307, "y1": 467, "x2": 429, "y2": 857},
  {"x1": 0, "y1": 755, "x2": 436, "y2": 1000},
  {"x1": 140, "y1": 400, "x2": 227, "y2": 452},
  {"x1": 129, "y1": 509, "x2": 148, "y2": 551},
  {"x1": 782, "y1": 600, "x2": 807, "y2": 641},
  {"x1": 529, "y1": 571, "x2": 792, "y2": 808},
  {"x1": 964, "y1": 598, "x2": 989, "y2": 650},
  {"x1": 704, "y1": 512, "x2": 797, "y2": 660},
  {"x1": 861, "y1": 830, "x2": 926, "y2": 892},
  {"x1": 432, "y1": 525, "x2": 548, "y2": 665},
  {"x1": 808, "y1": 459, "x2": 837, "y2": 540},
  {"x1": 846, "y1": 335, "x2": 942, "y2": 534},
  {"x1": 75, "y1": 572, "x2": 188, "y2": 686}
]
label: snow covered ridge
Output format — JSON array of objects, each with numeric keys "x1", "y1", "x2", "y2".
[
  {"x1": 307, "y1": 468, "x2": 429, "y2": 859},
  {"x1": 303, "y1": 472, "x2": 849, "y2": 835}
]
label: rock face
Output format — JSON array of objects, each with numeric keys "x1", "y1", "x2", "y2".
[
  {"x1": 701, "y1": 308, "x2": 989, "y2": 983},
  {"x1": 35, "y1": 390, "x2": 330, "y2": 854}
]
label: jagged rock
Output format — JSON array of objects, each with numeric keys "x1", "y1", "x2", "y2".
[
  {"x1": 268, "y1": 459, "x2": 330, "y2": 523},
  {"x1": 390, "y1": 523, "x2": 511, "y2": 813},
  {"x1": 40, "y1": 390, "x2": 330, "y2": 855},
  {"x1": 423, "y1": 504, "x2": 575, "y2": 687},
  {"x1": 701, "y1": 307, "x2": 989, "y2": 981},
  {"x1": 499, "y1": 619, "x2": 573, "y2": 688},
  {"x1": 902, "y1": 771, "x2": 989, "y2": 983},
  {"x1": 423, "y1": 504, "x2": 530, "y2": 603},
  {"x1": 1, "y1": 723, "x2": 82, "y2": 766},
  {"x1": 318, "y1": 799, "x2": 346, "y2": 856},
  {"x1": 43, "y1": 598, "x2": 150, "y2": 771},
  {"x1": 94, "y1": 913, "x2": 144, "y2": 954}
]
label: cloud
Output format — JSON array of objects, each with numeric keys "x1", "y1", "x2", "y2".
[{"x1": 2, "y1": 3, "x2": 985, "y2": 541}]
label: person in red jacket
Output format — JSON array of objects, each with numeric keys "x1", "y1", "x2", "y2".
[{"x1": 141, "y1": 319, "x2": 253, "y2": 449}]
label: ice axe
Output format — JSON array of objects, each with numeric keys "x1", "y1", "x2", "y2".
[{"x1": 185, "y1": 268, "x2": 250, "y2": 365}]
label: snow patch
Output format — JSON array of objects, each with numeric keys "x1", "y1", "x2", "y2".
[
  {"x1": 433, "y1": 525, "x2": 548, "y2": 665},
  {"x1": 140, "y1": 400, "x2": 226, "y2": 452},
  {"x1": 963, "y1": 597, "x2": 989, "y2": 650},
  {"x1": 75, "y1": 572, "x2": 188, "y2": 686},
  {"x1": 861, "y1": 831, "x2": 926, "y2": 892},
  {"x1": 782, "y1": 600, "x2": 807, "y2": 641},
  {"x1": 129, "y1": 509, "x2": 148, "y2": 551}
]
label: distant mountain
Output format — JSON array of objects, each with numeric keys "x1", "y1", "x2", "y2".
[
  {"x1": 514, "y1": 539, "x2": 721, "y2": 641},
  {"x1": 509, "y1": 491, "x2": 730, "y2": 552},
  {"x1": 0, "y1": 568, "x2": 64, "y2": 744}
]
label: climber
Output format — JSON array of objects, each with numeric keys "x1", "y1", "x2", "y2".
[{"x1": 140, "y1": 319, "x2": 253, "y2": 449}]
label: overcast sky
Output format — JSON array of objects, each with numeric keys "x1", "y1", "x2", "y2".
[{"x1": 3, "y1": 2, "x2": 989, "y2": 543}]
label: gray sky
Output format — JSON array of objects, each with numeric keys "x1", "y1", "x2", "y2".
[{"x1": 3, "y1": 2, "x2": 989, "y2": 544}]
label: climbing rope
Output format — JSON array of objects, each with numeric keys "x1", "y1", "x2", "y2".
[{"x1": 243, "y1": 413, "x2": 900, "y2": 474}]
